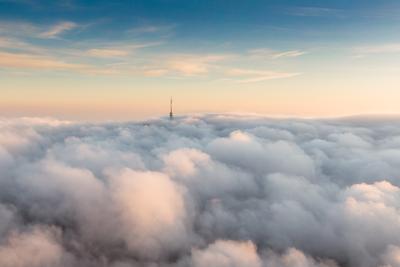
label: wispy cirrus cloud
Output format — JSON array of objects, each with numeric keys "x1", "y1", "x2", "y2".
[
  {"x1": 272, "y1": 50, "x2": 307, "y2": 59},
  {"x1": 0, "y1": 50, "x2": 137, "y2": 75},
  {"x1": 127, "y1": 24, "x2": 176, "y2": 35},
  {"x1": 0, "y1": 20, "x2": 303, "y2": 82},
  {"x1": 0, "y1": 21, "x2": 38, "y2": 37},
  {"x1": 226, "y1": 68, "x2": 300, "y2": 83},
  {"x1": 84, "y1": 42, "x2": 162, "y2": 58},
  {"x1": 86, "y1": 48, "x2": 130, "y2": 58},
  {"x1": 116, "y1": 54, "x2": 231, "y2": 77},
  {"x1": 163, "y1": 54, "x2": 231, "y2": 76},
  {"x1": 0, "y1": 40, "x2": 302, "y2": 81},
  {"x1": 248, "y1": 48, "x2": 307, "y2": 59},
  {"x1": 0, "y1": 37, "x2": 14, "y2": 47},
  {"x1": 0, "y1": 51, "x2": 85, "y2": 70},
  {"x1": 287, "y1": 6, "x2": 345, "y2": 17},
  {"x1": 355, "y1": 43, "x2": 400, "y2": 55},
  {"x1": 0, "y1": 47, "x2": 302, "y2": 81},
  {"x1": 0, "y1": 20, "x2": 78, "y2": 39},
  {"x1": 0, "y1": 36, "x2": 47, "y2": 55},
  {"x1": 39, "y1": 21, "x2": 78, "y2": 38}
]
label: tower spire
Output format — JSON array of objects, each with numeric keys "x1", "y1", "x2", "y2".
[{"x1": 169, "y1": 97, "x2": 173, "y2": 120}]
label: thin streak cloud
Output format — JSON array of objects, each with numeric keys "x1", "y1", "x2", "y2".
[
  {"x1": 226, "y1": 68, "x2": 301, "y2": 83},
  {"x1": 248, "y1": 48, "x2": 307, "y2": 59},
  {"x1": 355, "y1": 43, "x2": 400, "y2": 55},
  {"x1": 0, "y1": 51, "x2": 84, "y2": 70},
  {"x1": 287, "y1": 7, "x2": 345, "y2": 17},
  {"x1": 39, "y1": 21, "x2": 78, "y2": 38}
]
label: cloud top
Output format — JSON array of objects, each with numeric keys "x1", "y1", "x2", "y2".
[{"x1": 1, "y1": 114, "x2": 400, "y2": 266}]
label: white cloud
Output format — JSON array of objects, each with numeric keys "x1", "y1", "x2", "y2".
[
  {"x1": 0, "y1": 227, "x2": 69, "y2": 267},
  {"x1": 380, "y1": 245, "x2": 400, "y2": 267},
  {"x1": 1, "y1": 115, "x2": 400, "y2": 266},
  {"x1": 0, "y1": 21, "x2": 38, "y2": 37},
  {"x1": 0, "y1": 20, "x2": 78, "y2": 39},
  {"x1": 86, "y1": 48, "x2": 130, "y2": 58},
  {"x1": 0, "y1": 21, "x2": 302, "y2": 81},
  {"x1": 248, "y1": 48, "x2": 307, "y2": 59},
  {"x1": 164, "y1": 54, "x2": 230, "y2": 76},
  {"x1": 83, "y1": 42, "x2": 162, "y2": 58},
  {"x1": 0, "y1": 51, "x2": 85, "y2": 70},
  {"x1": 128, "y1": 24, "x2": 176, "y2": 35},
  {"x1": 287, "y1": 7, "x2": 344, "y2": 17},
  {"x1": 109, "y1": 168, "x2": 189, "y2": 259},
  {"x1": 226, "y1": 68, "x2": 300, "y2": 83},
  {"x1": 272, "y1": 50, "x2": 307, "y2": 59},
  {"x1": 39, "y1": 21, "x2": 77, "y2": 38},
  {"x1": 192, "y1": 240, "x2": 262, "y2": 267},
  {"x1": 355, "y1": 43, "x2": 400, "y2": 55},
  {"x1": 0, "y1": 20, "x2": 303, "y2": 81},
  {"x1": 263, "y1": 247, "x2": 339, "y2": 267}
]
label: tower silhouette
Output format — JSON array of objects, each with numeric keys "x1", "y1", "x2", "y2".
[{"x1": 169, "y1": 97, "x2": 173, "y2": 120}]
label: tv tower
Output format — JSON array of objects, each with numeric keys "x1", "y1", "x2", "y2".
[{"x1": 169, "y1": 97, "x2": 173, "y2": 120}]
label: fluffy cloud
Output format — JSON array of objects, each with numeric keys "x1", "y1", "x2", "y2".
[
  {"x1": 192, "y1": 240, "x2": 261, "y2": 267},
  {"x1": 263, "y1": 247, "x2": 338, "y2": 267},
  {"x1": 0, "y1": 227, "x2": 70, "y2": 267},
  {"x1": 110, "y1": 169, "x2": 189, "y2": 259},
  {"x1": 380, "y1": 245, "x2": 400, "y2": 267},
  {"x1": 1, "y1": 114, "x2": 400, "y2": 266}
]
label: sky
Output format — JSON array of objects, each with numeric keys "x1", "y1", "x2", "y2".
[{"x1": 0, "y1": 0, "x2": 400, "y2": 120}]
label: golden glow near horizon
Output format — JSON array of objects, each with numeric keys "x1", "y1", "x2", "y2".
[{"x1": 1, "y1": 63, "x2": 399, "y2": 121}]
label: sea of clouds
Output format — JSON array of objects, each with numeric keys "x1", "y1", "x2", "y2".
[{"x1": 1, "y1": 114, "x2": 400, "y2": 267}]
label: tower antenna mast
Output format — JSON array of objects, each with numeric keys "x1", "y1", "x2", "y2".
[{"x1": 169, "y1": 97, "x2": 173, "y2": 120}]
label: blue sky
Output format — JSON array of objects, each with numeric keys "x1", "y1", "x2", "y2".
[
  {"x1": 2, "y1": 0, "x2": 399, "y2": 46},
  {"x1": 1, "y1": 0, "x2": 400, "y2": 120}
]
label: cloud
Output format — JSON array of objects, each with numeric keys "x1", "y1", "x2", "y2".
[
  {"x1": 109, "y1": 168, "x2": 189, "y2": 260},
  {"x1": 272, "y1": 50, "x2": 307, "y2": 59},
  {"x1": 0, "y1": 47, "x2": 301, "y2": 80},
  {"x1": 86, "y1": 48, "x2": 130, "y2": 58},
  {"x1": 263, "y1": 247, "x2": 339, "y2": 267},
  {"x1": 0, "y1": 227, "x2": 70, "y2": 267},
  {"x1": 39, "y1": 21, "x2": 78, "y2": 38},
  {"x1": 2, "y1": 114, "x2": 400, "y2": 266},
  {"x1": 164, "y1": 54, "x2": 230, "y2": 76},
  {"x1": 287, "y1": 7, "x2": 344, "y2": 17},
  {"x1": 135, "y1": 53, "x2": 234, "y2": 77},
  {"x1": 0, "y1": 20, "x2": 77, "y2": 39},
  {"x1": 84, "y1": 42, "x2": 162, "y2": 58},
  {"x1": 128, "y1": 24, "x2": 176, "y2": 35},
  {"x1": 380, "y1": 245, "x2": 400, "y2": 267},
  {"x1": 192, "y1": 240, "x2": 262, "y2": 267},
  {"x1": 0, "y1": 51, "x2": 85, "y2": 70},
  {"x1": 226, "y1": 68, "x2": 300, "y2": 83},
  {"x1": 248, "y1": 48, "x2": 307, "y2": 59},
  {"x1": 0, "y1": 21, "x2": 38, "y2": 37},
  {"x1": 355, "y1": 43, "x2": 400, "y2": 55},
  {"x1": 0, "y1": 20, "x2": 301, "y2": 81},
  {"x1": 117, "y1": 53, "x2": 300, "y2": 81},
  {"x1": 0, "y1": 37, "x2": 13, "y2": 47}
]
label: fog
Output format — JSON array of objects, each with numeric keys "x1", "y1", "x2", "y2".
[{"x1": 1, "y1": 115, "x2": 400, "y2": 267}]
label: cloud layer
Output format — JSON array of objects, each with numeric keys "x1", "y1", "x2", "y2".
[
  {"x1": 0, "y1": 19, "x2": 304, "y2": 81},
  {"x1": 1, "y1": 115, "x2": 400, "y2": 266}
]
